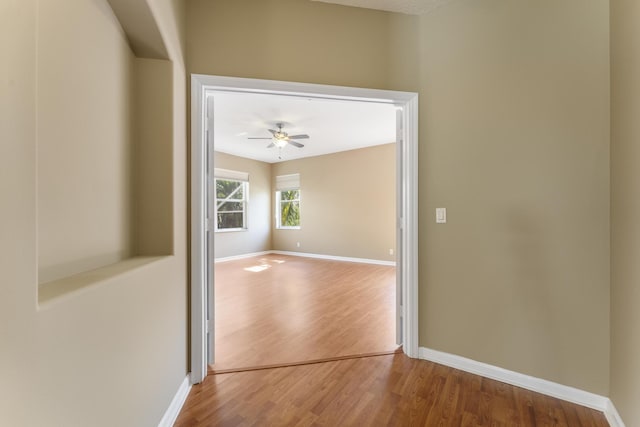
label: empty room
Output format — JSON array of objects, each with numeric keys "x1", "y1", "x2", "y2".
[
  {"x1": 4, "y1": 0, "x2": 640, "y2": 426},
  {"x1": 209, "y1": 91, "x2": 400, "y2": 372}
]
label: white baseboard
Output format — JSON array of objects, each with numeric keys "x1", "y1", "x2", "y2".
[
  {"x1": 214, "y1": 251, "x2": 272, "y2": 263},
  {"x1": 419, "y1": 347, "x2": 609, "y2": 412},
  {"x1": 215, "y1": 250, "x2": 396, "y2": 266},
  {"x1": 158, "y1": 375, "x2": 191, "y2": 427},
  {"x1": 271, "y1": 250, "x2": 396, "y2": 266},
  {"x1": 605, "y1": 399, "x2": 627, "y2": 427}
]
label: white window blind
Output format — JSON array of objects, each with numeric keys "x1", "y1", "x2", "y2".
[
  {"x1": 276, "y1": 173, "x2": 300, "y2": 190},
  {"x1": 214, "y1": 168, "x2": 249, "y2": 182}
]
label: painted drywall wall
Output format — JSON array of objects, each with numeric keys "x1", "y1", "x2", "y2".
[
  {"x1": 417, "y1": 0, "x2": 610, "y2": 395},
  {"x1": 37, "y1": 0, "x2": 135, "y2": 283},
  {"x1": 0, "y1": 0, "x2": 188, "y2": 425},
  {"x1": 213, "y1": 145, "x2": 394, "y2": 261},
  {"x1": 272, "y1": 144, "x2": 396, "y2": 262},
  {"x1": 611, "y1": 0, "x2": 640, "y2": 423},
  {"x1": 187, "y1": 0, "x2": 610, "y2": 395},
  {"x1": 134, "y1": 58, "x2": 174, "y2": 256},
  {"x1": 214, "y1": 152, "x2": 272, "y2": 258},
  {"x1": 187, "y1": 0, "x2": 393, "y2": 89}
]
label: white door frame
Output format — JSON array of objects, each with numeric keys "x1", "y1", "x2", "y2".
[{"x1": 190, "y1": 74, "x2": 419, "y2": 384}]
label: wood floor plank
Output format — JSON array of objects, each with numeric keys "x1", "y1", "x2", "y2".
[
  {"x1": 175, "y1": 353, "x2": 610, "y2": 427},
  {"x1": 212, "y1": 254, "x2": 397, "y2": 371}
]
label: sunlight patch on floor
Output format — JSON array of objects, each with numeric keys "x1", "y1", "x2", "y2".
[
  {"x1": 257, "y1": 257, "x2": 286, "y2": 264},
  {"x1": 244, "y1": 264, "x2": 272, "y2": 273}
]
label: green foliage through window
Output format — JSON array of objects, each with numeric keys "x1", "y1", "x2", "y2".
[
  {"x1": 278, "y1": 189, "x2": 300, "y2": 228},
  {"x1": 216, "y1": 179, "x2": 247, "y2": 230}
]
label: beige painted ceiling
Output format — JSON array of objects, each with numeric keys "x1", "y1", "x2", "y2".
[{"x1": 311, "y1": 0, "x2": 453, "y2": 15}]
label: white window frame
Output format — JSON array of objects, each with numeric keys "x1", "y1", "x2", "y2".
[
  {"x1": 276, "y1": 188, "x2": 301, "y2": 229},
  {"x1": 214, "y1": 177, "x2": 248, "y2": 232}
]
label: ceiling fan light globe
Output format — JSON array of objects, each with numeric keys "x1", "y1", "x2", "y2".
[{"x1": 274, "y1": 139, "x2": 287, "y2": 148}]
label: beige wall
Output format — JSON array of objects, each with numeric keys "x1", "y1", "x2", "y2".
[
  {"x1": 37, "y1": 0, "x2": 135, "y2": 283},
  {"x1": 214, "y1": 145, "x2": 395, "y2": 261},
  {"x1": 134, "y1": 58, "x2": 174, "y2": 256},
  {"x1": 187, "y1": 0, "x2": 393, "y2": 89},
  {"x1": 272, "y1": 144, "x2": 396, "y2": 261},
  {"x1": 418, "y1": 0, "x2": 610, "y2": 394},
  {"x1": 611, "y1": 0, "x2": 640, "y2": 424},
  {"x1": 0, "y1": 0, "x2": 188, "y2": 425},
  {"x1": 187, "y1": 0, "x2": 610, "y2": 394},
  {"x1": 214, "y1": 152, "x2": 272, "y2": 258}
]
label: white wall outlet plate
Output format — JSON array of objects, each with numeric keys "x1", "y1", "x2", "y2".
[{"x1": 436, "y1": 208, "x2": 447, "y2": 224}]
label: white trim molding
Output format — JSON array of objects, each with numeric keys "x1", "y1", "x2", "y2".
[
  {"x1": 191, "y1": 74, "x2": 419, "y2": 383},
  {"x1": 157, "y1": 375, "x2": 191, "y2": 427},
  {"x1": 400, "y1": 94, "x2": 419, "y2": 359},
  {"x1": 419, "y1": 347, "x2": 610, "y2": 412},
  {"x1": 214, "y1": 251, "x2": 273, "y2": 263},
  {"x1": 271, "y1": 250, "x2": 396, "y2": 266},
  {"x1": 215, "y1": 250, "x2": 396, "y2": 266},
  {"x1": 190, "y1": 74, "x2": 208, "y2": 384},
  {"x1": 605, "y1": 399, "x2": 627, "y2": 427}
]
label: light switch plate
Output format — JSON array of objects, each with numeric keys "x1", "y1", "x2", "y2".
[{"x1": 436, "y1": 208, "x2": 446, "y2": 224}]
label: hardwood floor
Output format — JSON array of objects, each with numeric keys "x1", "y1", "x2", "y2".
[
  {"x1": 175, "y1": 352, "x2": 610, "y2": 426},
  {"x1": 212, "y1": 254, "x2": 397, "y2": 372}
]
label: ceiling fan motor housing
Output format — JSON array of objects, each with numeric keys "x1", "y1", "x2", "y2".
[{"x1": 248, "y1": 122, "x2": 309, "y2": 151}]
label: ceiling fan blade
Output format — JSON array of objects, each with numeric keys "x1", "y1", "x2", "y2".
[
  {"x1": 266, "y1": 142, "x2": 275, "y2": 148},
  {"x1": 288, "y1": 140, "x2": 304, "y2": 148},
  {"x1": 248, "y1": 137, "x2": 272, "y2": 139},
  {"x1": 268, "y1": 129, "x2": 278, "y2": 135},
  {"x1": 287, "y1": 134, "x2": 309, "y2": 140}
]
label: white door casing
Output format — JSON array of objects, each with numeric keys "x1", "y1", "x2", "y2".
[
  {"x1": 395, "y1": 107, "x2": 404, "y2": 346},
  {"x1": 205, "y1": 95, "x2": 215, "y2": 365},
  {"x1": 190, "y1": 74, "x2": 419, "y2": 384}
]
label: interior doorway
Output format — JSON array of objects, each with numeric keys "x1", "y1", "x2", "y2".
[{"x1": 190, "y1": 75, "x2": 419, "y2": 384}]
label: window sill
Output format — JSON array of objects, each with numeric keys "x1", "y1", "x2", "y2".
[
  {"x1": 215, "y1": 228, "x2": 248, "y2": 233},
  {"x1": 277, "y1": 226, "x2": 301, "y2": 230}
]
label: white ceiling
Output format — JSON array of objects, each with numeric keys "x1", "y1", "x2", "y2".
[
  {"x1": 211, "y1": 92, "x2": 396, "y2": 164},
  {"x1": 310, "y1": 0, "x2": 454, "y2": 15}
]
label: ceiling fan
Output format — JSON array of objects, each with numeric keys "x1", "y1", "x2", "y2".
[{"x1": 248, "y1": 123, "x2": 309, "y2": 149}]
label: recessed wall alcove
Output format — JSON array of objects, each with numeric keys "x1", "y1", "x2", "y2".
[{"x1": 37, "y1": 0, "x2": 174, "y2": 304}]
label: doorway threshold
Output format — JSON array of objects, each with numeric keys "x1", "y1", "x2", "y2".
[{"x1": 209, "y1": 347, "x2": 403, "y2": 375}]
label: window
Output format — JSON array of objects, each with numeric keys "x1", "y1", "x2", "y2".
[
  {"x1": 215, "y1": 169, "x2": 248, "y2": 231},
  {"x1": 276, "y1": 173, "x2": 300, "y2": 229},
  {"x1": 277, "y1": 189, "x2": 300, "y2": 228}
]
